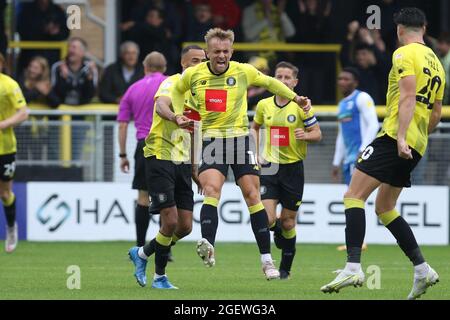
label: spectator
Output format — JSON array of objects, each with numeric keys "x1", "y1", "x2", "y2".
[
  {"x1": 242, "y1": 0, "x2": 295, "y2": 63},
  {"x1": 18, "y1": 56, "x2": 59, "y2": 161},
  {"x1": 341, "y1": 22, "x2": 390, "y2": 104},
  {"x1": 128, "y1": 7, "x2": 177, "y2": 73},
  {"x1": 437, "y1": 32, "x2": 450, "y2": 105},
  {"x1": 0, "y1": 0, "x2": 6, "y2": 57},
  {"x1": 285, "y1": 0, "x2": 334, "y2": 104},
  {"x1": 192, "y1": 0, "x2": 241, "y2": 30},
  {"x1": 247, "y1": 56, "x2": 271, "y2": 110},
  {"x1": 285, "y1": 0, "x2": 332, "y2": 43},
  {"x1": 19, "y1": 56, "x2": 59, "y2": 108},
  {"x1": 17, "y1": 0, "x2": 69, "y2": 75},
  {"x1": 99, "y1": 41, "x2": 144, "y2": 104},
  {"x1": 185, "y1": 3, "x2": 214, "y2": 42},
  {"x1": 51, "y1": 37, "x2": 98, "y2": 106}
]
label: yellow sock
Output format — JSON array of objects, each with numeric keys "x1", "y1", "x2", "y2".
[{"x1": 378, "y1": 209, "x2": 400, "y2": 226}]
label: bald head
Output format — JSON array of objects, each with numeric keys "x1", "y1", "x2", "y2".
[{"x1": 142, "y1": 51, "x2": 167, "y2": 74}]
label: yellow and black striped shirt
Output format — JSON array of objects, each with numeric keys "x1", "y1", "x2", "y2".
[
  {"x1": 172, "y1": 61, "x2": 297, "y2": 139},
  {"x1": 254, "y1": 96, "x2": 317, "y2": 164},
  {"x1": 0, "y1": 73, "x2": 27, "y2": 155},
  {"x1": 144, "y1": 74, "x2": 195, "y2": 162},
  {"x1": 380, "y1": 43, "x2": 446, "y2": 156}
]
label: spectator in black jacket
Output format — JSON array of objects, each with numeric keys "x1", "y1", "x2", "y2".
[
  {"x1": 99, "y1": 41, "x2": 144, "y2": 104},
  {"x1": 128, "y1": 7, "x2": 177, "y2": 73},
  {"x1": 17, "y1": 0, "x2": 70, "y2": 75},
  {"x1": 341, "y1": 22, "x2": 390, "y2": 104},
  {"x1": 185, "y1": 2, "x2": 214, "y2": 42},
  {"x1": 51, "y1": 37, "x2": 98, "y2": 106}
]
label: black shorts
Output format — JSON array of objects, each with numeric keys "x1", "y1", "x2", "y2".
[
  {"x1": 132, "y1": 139, "x2": 147, "y2": 190},
  {"x1": 356, "y1": 134, "x2": 422, "y2": 188},
  {"x1": 260, "y1": 161, "x2": 304, "y2": 211},
  {"x1": 199, "y1": 135, "x2": 260, "y2": 182},
  {"x1": 145, "y1": 156, "x2": 194, "y2": 211},
  {"x1": 0, "y1": 153, "x2": 16, "y2": 182}
]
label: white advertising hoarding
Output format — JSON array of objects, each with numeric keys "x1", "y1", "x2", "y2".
[{"x1": 27, "y1": 183, "x2": 449, "y2": 244}]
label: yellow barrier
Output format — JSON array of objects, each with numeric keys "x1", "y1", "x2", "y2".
[
  {"x1": 182, "y1": 42, "x2": 342, "y2": 99},
  {"x1": 9, "y1": 41, "x2": 68, "y2": 60},
  {"x1": 27, "y1": 103, "x2": 450, "y2": 164}
]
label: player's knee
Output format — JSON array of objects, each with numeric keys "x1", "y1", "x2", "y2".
[
  {"x1": 343, "y1": 189, "x2": 363, "y2": 201},
  {"x1": 0, "y1": 189, "x2": 11, "y2": 203},
  {"x1": 203, "y1": 184, "x2": 221, "y2": 199},
  {"x1": 177, "y1": 224, "x2": 192, "y2": 238},
  {"x1": 375, "y1": 203, "x2": 395, "y2": 216},
  {"x1": 280, "y1": 218, "x2": 295, "y2": 231},
  {"x1": 242, "y1": 187, "x2": 260, "y2": 205}
]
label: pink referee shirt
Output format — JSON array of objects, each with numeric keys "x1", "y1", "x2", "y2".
[{"x1": 117, "y1": 72, "x2": 167, "y2": 140}]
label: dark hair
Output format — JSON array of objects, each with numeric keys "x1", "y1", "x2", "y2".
[
  {"x1": 341, "y1": 67, "x2": 360, "y2": 82},
  {"x1": 181, "y1": 45, "x2": 203, "y2": 56},
  {"x1": 275, "y1": 61, "x2": 299, "y2": 78},
  {"x1": 394, "y1": 7, "x2": 427, "y2": 28},
  {"x1": 438, "y1": 32, "x2": 450, "y2": 44}
]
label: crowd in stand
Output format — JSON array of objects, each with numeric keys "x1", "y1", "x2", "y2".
[{"x1": 0, "y1": 0, "x2": 449, "y2": 107}]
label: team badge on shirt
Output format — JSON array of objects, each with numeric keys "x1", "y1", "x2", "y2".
[
  {"x1": 226, "y1": 77, "x2": 236, "y2": 86},
  {"x1": 287, "y1": 115, "x2": 296, "y2": 123}
]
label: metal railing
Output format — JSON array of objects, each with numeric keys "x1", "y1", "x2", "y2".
[{"x1": 14, "y1": 106, "x2": 450, "y2": 186}]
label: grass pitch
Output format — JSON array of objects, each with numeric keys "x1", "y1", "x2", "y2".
[{"x1": 0, "y1": 241, "x2": 449, "y2": 300}]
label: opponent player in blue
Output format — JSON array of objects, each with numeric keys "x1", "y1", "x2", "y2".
[{"x1": 332, "y1": 67, "x2": 379, "y2": 185}]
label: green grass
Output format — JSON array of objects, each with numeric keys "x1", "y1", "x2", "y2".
[{"x1": 0, "y1": 241, "x2": 449, "y2": 300}]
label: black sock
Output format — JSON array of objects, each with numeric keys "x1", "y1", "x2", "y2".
[
  {"x1": 344, "y1": 203, "x2": 366, "y2": 263},
  {"x1": 3, "y1": 198, "x2": 16, "y2": 228},
  {"x1": 200, "y1": 202, "x2": 218, "y2": 246},
  {"x1": 135, "y1": 204, "x2": 150, "y2": 247},
  {"x1": 143, "y1": 238, "x2": 156, "y2": 257},
  {"x1": 143, "y1": 238, "x2": 175, "y2": 258},
  {"x1": 386, "y1": 216, "x2": 425, "y2": 266},
  {"x1": 269, "y1": 219, "x2": 282, "y2": 236},
  {"x1": 250, "y1": 205, "x2": 271, "y2": 254},
  {"x1": 280, "y1": 235, "x2": 296, "y2": 273},
  {"x1": 154, "y1": 241, "x2": 171, "y2": 276}
]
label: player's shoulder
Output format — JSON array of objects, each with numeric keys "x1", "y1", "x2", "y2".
[
  {"x1": 392, "y1": 44, "x2": 417, "y2": 62},
  {"x1": 0, "y1": 73, "x2": 19, "y2": 88},
  {"x1": 255, "y1": 96, "x2": 273, "y2": 109},
  {"x1": 356, "y1": 91, "x2": 374, "y2": 104}
]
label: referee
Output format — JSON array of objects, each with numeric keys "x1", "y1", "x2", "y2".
[{"x1": 117, "y1": 51, "x2": 167, "y2": 246}]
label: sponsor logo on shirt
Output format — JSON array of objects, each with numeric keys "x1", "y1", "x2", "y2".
[
  {"x1": 270, "y1": 126, "x2": 290, "y2": 147},
  {"x1": 205, "y1": 89, "x2": 227, "y2": 112}
]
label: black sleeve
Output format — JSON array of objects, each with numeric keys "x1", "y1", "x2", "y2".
[
  {"x1": 340, "y1": 39, "x2": 354, "y2": 67},
  {"x1": 47, "y1": 5, "x2": 70, "y2": 41},
  {"x1": 79, "y1": 72, "x2": 96, "y2": 104},
  {"x1": 51, "y1": 67, "x2": 69, "y2": 104},
  {"x1": 45, "y1": 89, "x2": 61, "y2": 108},
  {"x1": 98, "y1": 65, "x2": 118, "y2": 103}
]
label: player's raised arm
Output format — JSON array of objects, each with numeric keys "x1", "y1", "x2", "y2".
[
  {"x1": 244, "y1": 63, "x2": 311, "y2": 111},
  {"x1": 170, "y1": 67, "x2": 193, "y2": 119}
]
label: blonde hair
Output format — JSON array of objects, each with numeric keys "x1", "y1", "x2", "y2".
[
  {"x1": 143, "y1": 51, "x2": 167, "y2": 73},
  {"x1": 25, "y1": 56, "x2": 50, "y2": 88},
  {"x1": 204, "y1": 28, "x2": 235, "y2": 45}
]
